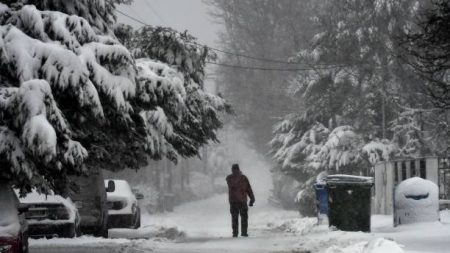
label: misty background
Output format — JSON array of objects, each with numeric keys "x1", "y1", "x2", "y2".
[{"x1": 112, "y1": 0, "x2": 446, "y2": 217}]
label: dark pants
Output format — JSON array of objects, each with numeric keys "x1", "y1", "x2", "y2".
[{"x1": 230, "y1": 202, "x2": 248, "y2": 236}]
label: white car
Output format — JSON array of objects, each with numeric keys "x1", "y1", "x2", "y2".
[
  {"x1": 19, "y1": 191, "x2": 80, "y2": 238},
  {"x1": 104, "y1": 180, "x2": 142, "y2": 229}
]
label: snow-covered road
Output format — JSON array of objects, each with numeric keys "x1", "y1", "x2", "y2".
[
  {"x1": 29, "y1": 193, "x2": 450, "y2": 253},
  {"x1": 28, "y1": 144, "x2": 450, "y2": 253}
]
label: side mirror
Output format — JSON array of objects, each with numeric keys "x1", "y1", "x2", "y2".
[
  {"x1": 135, "y1": 193, "x2": 144, "y2": 200},
  {"x1": 106, "y1": 180, "x2": 115, "y2": 193},
  {"x1": 18, "y1": 204, "x2": 29, "y2": 214}
]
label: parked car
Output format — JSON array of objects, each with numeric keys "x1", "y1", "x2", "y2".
[
  {"x1": 19, "y1": 191, "x2": 80, "y2": 238},
  {"x1": 105, "y1": 180, "x2": 142, "y2": 229},
  {"x1": 0, "y1": 184, "x2": 29, "y2": 253},
  {"x1": 68, "y1": 168, "x2": 108, "y2": 237}
]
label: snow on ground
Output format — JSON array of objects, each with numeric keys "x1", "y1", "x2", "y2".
[
  {"x1": 371, "y1": 211, "x2": 450, "y2": 253},
  {"x1": 29, "y1": 194, "x2": 450, "y2": 253},
  {"x1": 28, "y1": 137, "x2": 450, "y2": 253}
]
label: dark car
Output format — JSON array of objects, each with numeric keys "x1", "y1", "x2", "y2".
[
  {"x1": 69, "y1": 168, "x2": 108, "y2": 237},
  {"x1": 19, "y1": 191, "x2": 80, "y2": 238},
  {"x1": 0, "y1": 184, "x2": 28, "y2": 253},
  {"x1": 105, "y1": 180, "x2": 142, "y2": 229}
]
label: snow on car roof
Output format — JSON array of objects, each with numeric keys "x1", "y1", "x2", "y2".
[
  {"x1": 17, "y1": 190, "x2": 77, "y2": 223},
  {"x1": 0, "y1": 184, "x2": 20, "y2": 237}
]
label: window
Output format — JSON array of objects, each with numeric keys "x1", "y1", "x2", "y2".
[
  {"x1": 420, "y1": 159, "x2": 426, "y2": 179},
  {"x1": 394, "y1": 162, "x2": 398, "y2": 184},
  {"x1": 410, "y1": 161, "x2": 416, "y2": 177},
  {"x1": 402, "y1": 162, "x2": 407, "y2": 181}
]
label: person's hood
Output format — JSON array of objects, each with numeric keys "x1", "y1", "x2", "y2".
[{"x1": 232, "y1": 170, "x2": 242, "y2": 176}]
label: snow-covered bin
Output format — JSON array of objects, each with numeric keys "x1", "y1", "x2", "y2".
[
  {"x1": 326, "y1": 174, "x2": 374, "y2": 232},
  {"x1": 394, "y1": 177, "x2": 439, "y2": 226}
]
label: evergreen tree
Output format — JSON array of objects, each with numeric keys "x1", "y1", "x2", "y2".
[
  {"x1": 269, "y1": 0, "x2": 428, "y2": 215},
  {"x1": 0, "y1": 1, "x2": 229, "y2": 193},
  {"x1": 0, "y1": 1, "x2": 139, "y2": 192},
  {"x1": 129, "y1": 26, "x2": 231, "y2": 160},
  {"x1": 402, "y1": 0, "x2": 450, "y2": 109}
]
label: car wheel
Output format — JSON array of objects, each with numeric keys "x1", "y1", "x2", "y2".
[
  {"x1": 100, "y1": 227, "x2": 109, "y2": 238},
  {"x1": 94, "y1": 211, "x2": 109, "y2": 238},
  {"x1": 66, "y1": 225, "x2": 77, "y2": 238},
  {"x1": 75, "y1": 225, "x2": 82, "y2": 237},
  {"x1": 95, "y1": 221, "x2": 109, "y2": 238}
]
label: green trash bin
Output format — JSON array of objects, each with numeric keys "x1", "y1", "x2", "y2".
[{"x1": 326, "y1": 175, "x2": 373, "y2": 232}]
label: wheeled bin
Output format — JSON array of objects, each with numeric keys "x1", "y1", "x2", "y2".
[{"x1": 326, "y1": 174, "x2": 373, "y2": 232}]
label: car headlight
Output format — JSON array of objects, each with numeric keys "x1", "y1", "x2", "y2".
[
  {"x1": 0, "y1": 245, "x2": 12, "y2": 253},
  {"x1": 131, "y1": 203, "x2": 137, "y2": 214}
]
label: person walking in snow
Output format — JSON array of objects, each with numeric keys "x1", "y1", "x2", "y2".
[{"x1": 226, "y1": 164, "x2": 255, "y2": 237}]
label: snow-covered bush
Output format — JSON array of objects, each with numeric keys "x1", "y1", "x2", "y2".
[
  {"x1": 320, "y1": 126, "x2": 363, "y2": 170},
  {"x1": 294, "y1": 181, "x2": 316, "y2": 217}
]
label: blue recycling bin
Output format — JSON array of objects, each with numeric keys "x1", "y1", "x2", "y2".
[{"x1": 314, "y1": 183, "x2": 328, "y2": 224}]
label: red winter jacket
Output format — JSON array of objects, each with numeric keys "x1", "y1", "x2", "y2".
[{"x1": 226, "y1": 172, "x2": 255, "y2": 204}]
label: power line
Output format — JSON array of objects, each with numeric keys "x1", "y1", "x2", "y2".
[
  {"x1": 143, "y1": 0, "x2": 168, "y2": 26},
  {"x1": 114, "y1": 9, "x2": 356, "y2": 71},
  {"x1": 115, "y1": 9, "x2": 307, "y2": 65},
  {"x1": 206, "y1": 61, "x2": 348, "y2": 71},
  {"x1": 116, "y1": 9, "x2": 148, "y2": 26},
  {"x1": 125, "y1": 5, "x2": 147, "y2": 25},
  {"x1": 188, "y1": 41, "x2": 304, "y2": 65}
]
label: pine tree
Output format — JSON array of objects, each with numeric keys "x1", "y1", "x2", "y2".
[
  {"x1": 0, "y1": 1, "x2": 140, "y2": 192},
  {"x1": 402, "y1": 0, "x2": 450, "y2": 109},
  {"x1": 269, "y1": 0, "x2": 428, "y2": 215},
  {"x1": 0, "y1": 1, "x2": 229, "y2": 193},
  {"x1": 130, "y1": 26, "x2": 231, "y2": 161}
]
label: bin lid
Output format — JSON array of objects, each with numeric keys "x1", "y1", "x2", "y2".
[{"x1": 326, "y1": 174, "x2": 373, "y2": 186}]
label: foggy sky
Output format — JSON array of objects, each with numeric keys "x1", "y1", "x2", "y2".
[{"x1": 116, "y1": 0, "x2": 221, "y2": 47}]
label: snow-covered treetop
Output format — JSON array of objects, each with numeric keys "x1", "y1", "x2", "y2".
[
  {"x1": 129, "y1": 26, "x2": 230, "y2": 160},
  {"x1": 3, "y1": 0, "x2": 132, "y2": 33},
  {"x1": 0, "y1": 1, "x2": 228, "y2": 193},
  {"x1": 136, "y1": 58, "x2": 184, "y2": 162},
  {"x1": 270, "y1": 0, "x2": 434, "y2": 180},
  {"x1": 0, "y1": 2, "x2": 137, "y2": 192},
  {"x1": 132, "y1": 26, "x2": 216, "y2": 87}
]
